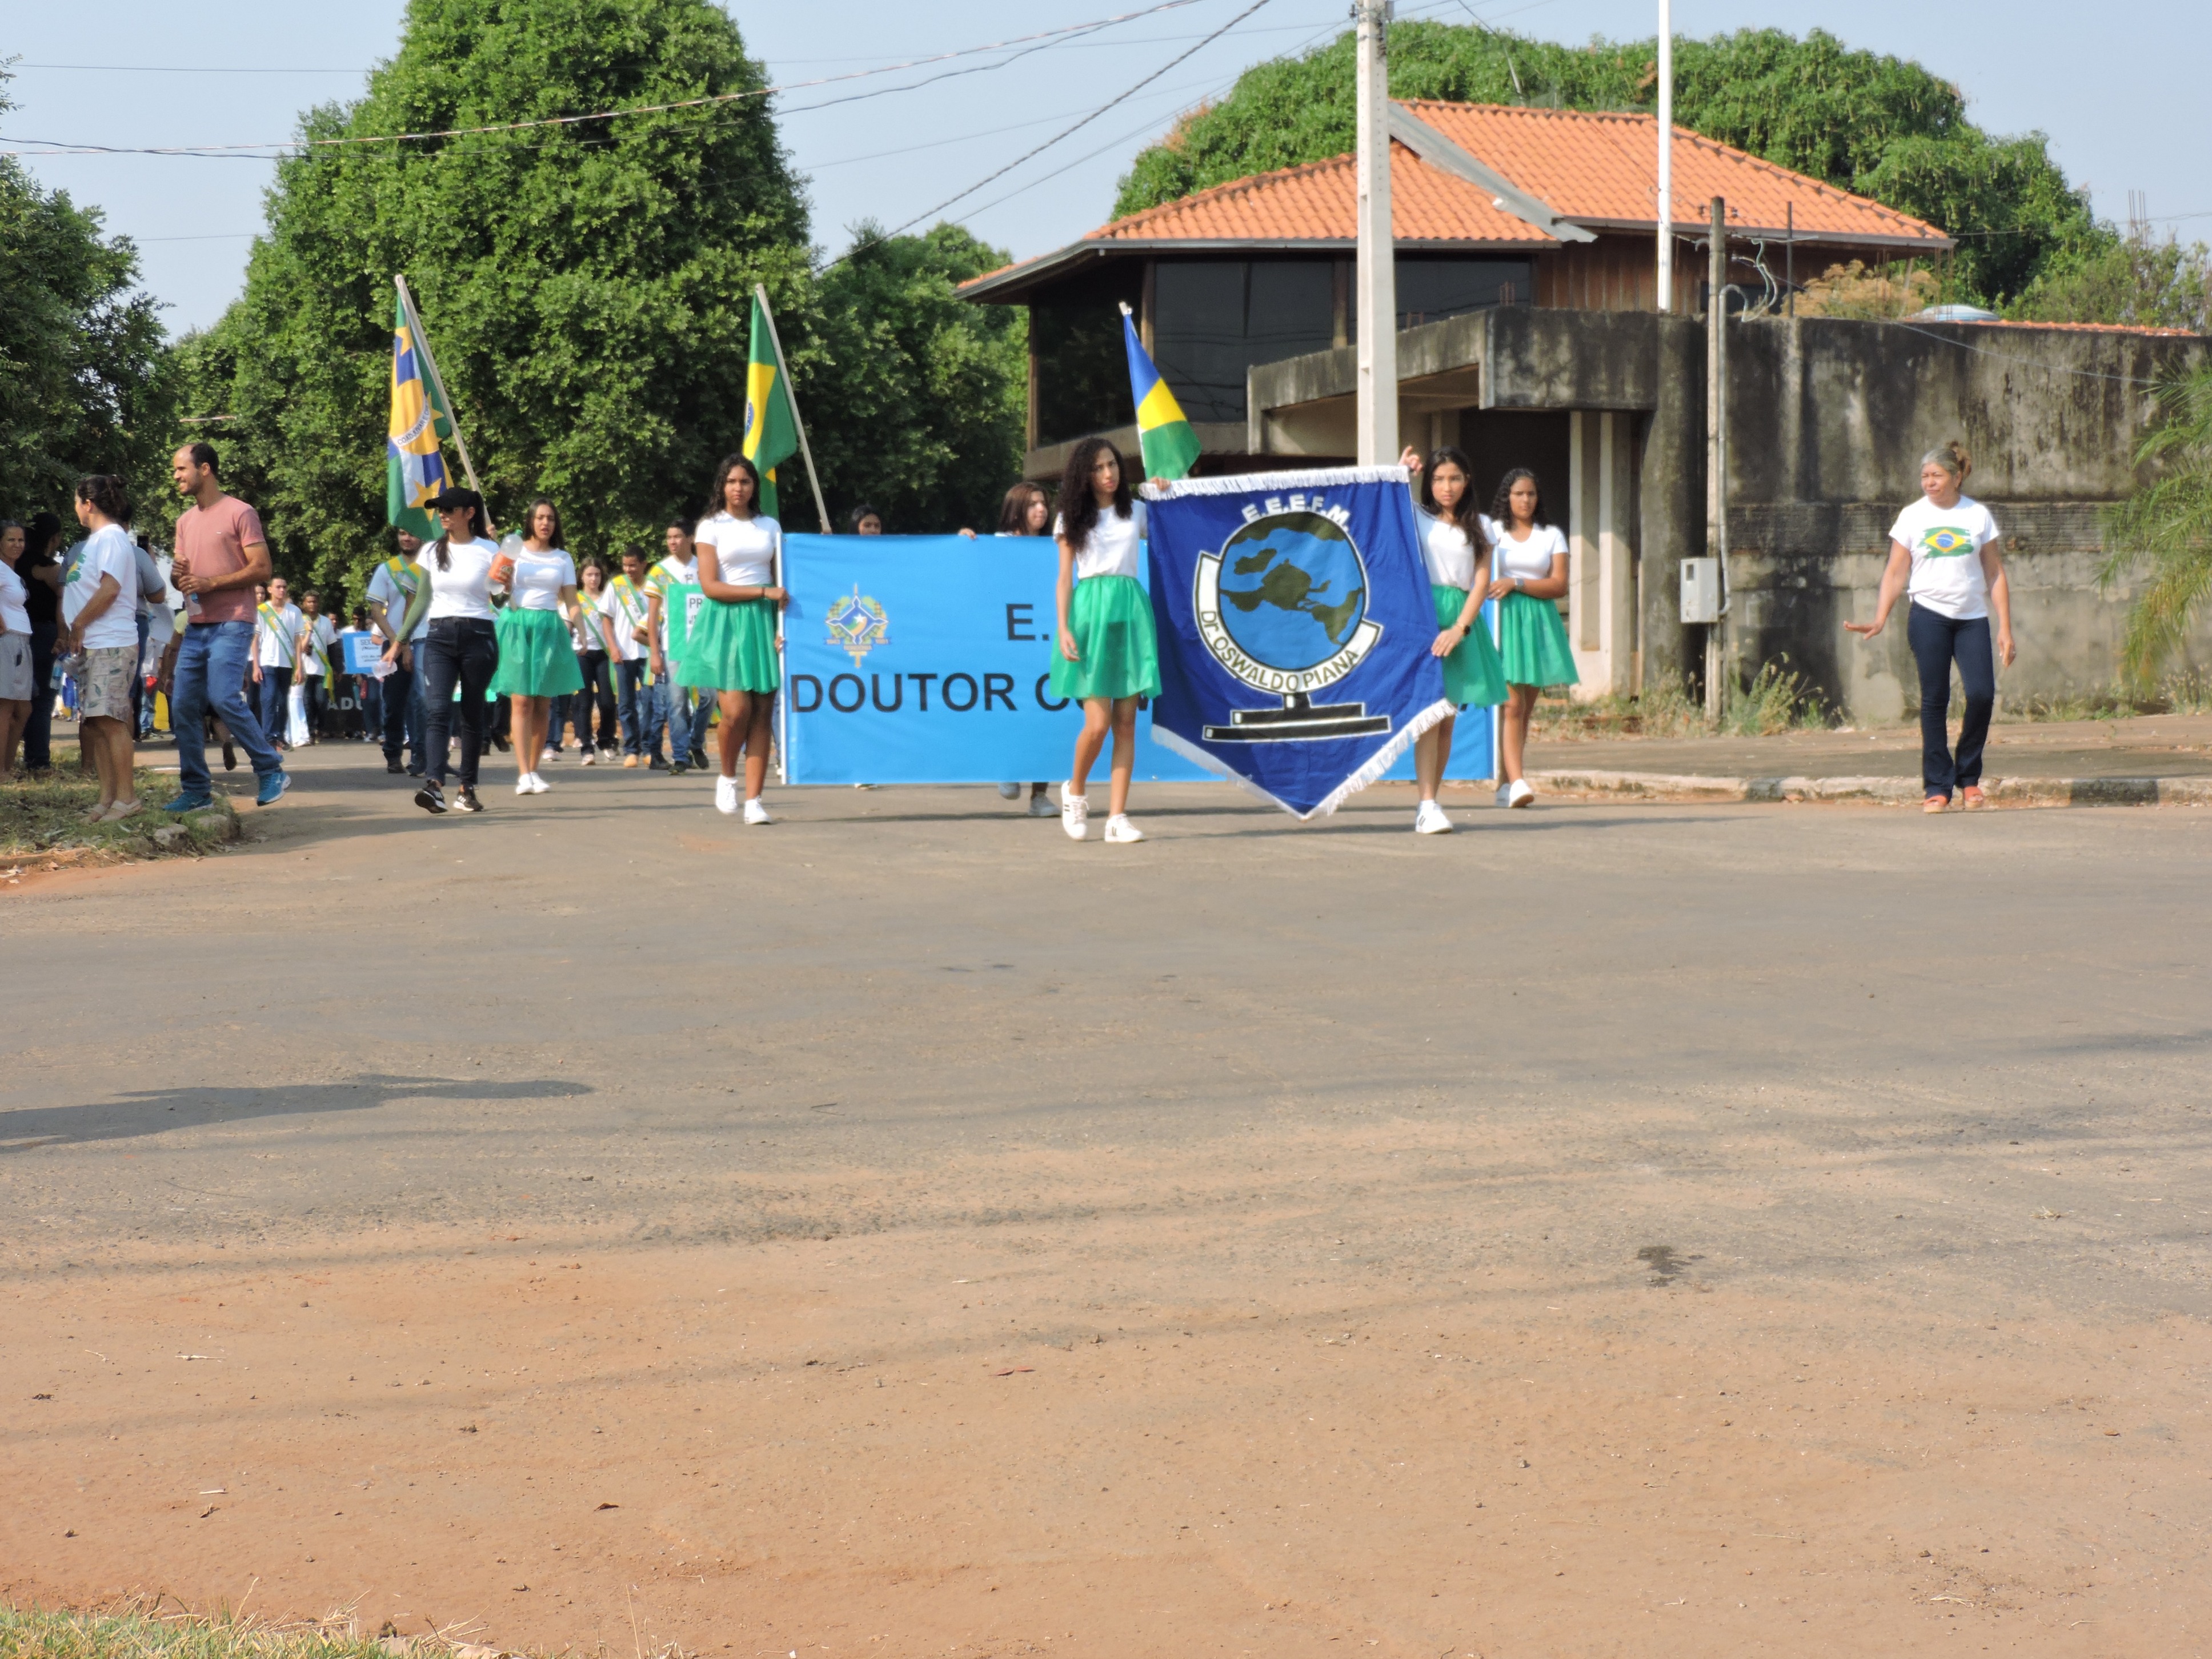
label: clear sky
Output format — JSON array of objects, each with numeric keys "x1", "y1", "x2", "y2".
[{"x1": 6, "y1": 0, "x2": 2207, "y2": 336}]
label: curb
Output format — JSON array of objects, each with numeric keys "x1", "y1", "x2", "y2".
[{"x1": 1524, "y1": 771, "x2": 2212, "y2": 807}]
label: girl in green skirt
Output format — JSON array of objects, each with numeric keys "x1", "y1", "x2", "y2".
[
  {"x1": 490, "y1": 497, "x2": 585, "y2": 796},
  {"x1": 1051, "y1": 436, "x2": 1160, "y2": 844},
  {"x1": 691, "y1": 454, "x2": 786, "y2": 823},
  {"x1": 1399, "y1": 443, "x2": 1506, "y2": 835},
  {"x1": 1485, "y1": 467, "x2": 1577, "y2": 808}
]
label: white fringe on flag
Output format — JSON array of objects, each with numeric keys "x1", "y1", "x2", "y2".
[
  {"x1": 1148, "y1": 696, "x2": 1456, "y2": 822},
  {"x1": 1138, "y1": 466, "x2": 1408, "y2": 501}
]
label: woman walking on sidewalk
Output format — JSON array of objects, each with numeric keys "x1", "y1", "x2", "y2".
[
  {"x1": 389, "y1": 488, "x2": 500, "y2": 816},
  {"x1": 1400, "y1": 445, "x2": 1506, "y2": 833},
  {"x1": 570, "y1": 557, "x2": 620, "y2": 763},
  {"x1": 1487, "y1": 468, "x2": 1576, "y2": 808},
  {"x1": 1051, "y1": 438, "x2": 1160, "y2": 844},
  {"x1": 1845, "y1": 442, "x2": 2014, "y2": 812},
  {"x1": 690, "y1": 455, "x2": 786, "y2": 822},
  {"x1": 490, "y1": 498, "x2": 584, "y2": 796}
]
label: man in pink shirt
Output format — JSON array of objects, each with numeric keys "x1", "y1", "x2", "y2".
[{"x1": 163, "y1": 442, "x2": 289, "y2": 810}]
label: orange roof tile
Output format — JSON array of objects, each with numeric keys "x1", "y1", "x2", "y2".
[
  {"x1": 1401, "y1": 102, "x2": 1948, "y2": 246},
  {"x1": 1091, "y1": 139, "x2": 1555, "y2": 247}
]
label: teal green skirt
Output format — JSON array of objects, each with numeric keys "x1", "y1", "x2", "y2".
[
  {"x1": 491, "y1": 606, "x2": 584, "y2": 697},
  {"x1": 1432, "y1": 584, "x2": 1506, "y2": 708},
  {"x1": 1497, "y1": 590, "x2": 1579, "y2": 689},
  {"x1": 1050, "y1": 574, "x2": 1161, "y2": 702},
  {"x1": 687, "y1": 596, "x2": 780, "y2": 693}
]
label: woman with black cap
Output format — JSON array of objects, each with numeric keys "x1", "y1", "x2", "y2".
[{"x1": 385, "y1": 487, "x2": 500, "y2": 815}]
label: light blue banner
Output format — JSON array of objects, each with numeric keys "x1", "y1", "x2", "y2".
[{"x1": 781, "y1": 534, "x2": 1210, "y2": 786}]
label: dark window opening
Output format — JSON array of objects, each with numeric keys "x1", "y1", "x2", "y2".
[
  {"x1": 1153, "y1": 259, "x2": 1336, "y2": 425},
  {"x1": 1031, "y1": 261, "x2": 1144, "y2": 448}
]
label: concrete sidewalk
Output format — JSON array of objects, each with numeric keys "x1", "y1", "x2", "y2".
[{"x1": 1516, "y1": 711, "x2": 2212, "y2": 806}]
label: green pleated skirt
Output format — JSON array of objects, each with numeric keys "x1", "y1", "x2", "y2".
[
  {"x1": 491, "y1": 606, "x2": 585, "y2": 697},
  {"x1": 1050, "y1": 574, "x2": 1161, "y2": 702},
  {"x1": 1497, "y1": 590, "x2": 1580, "y2": 689},
  {"x1": 1431, "y1": 584, "x2": 1507, "y2": 708},
  {"x1": 687, "y1": 596, "x2": 781, "y2": 693}
]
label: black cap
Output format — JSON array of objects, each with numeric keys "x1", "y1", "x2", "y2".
[{"x1": 425, "y1": 486, "x2": 483, "y2": 512}]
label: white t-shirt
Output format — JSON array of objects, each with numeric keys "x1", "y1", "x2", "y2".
[
  {"x1": 415, "y1": 537, "x2": 501, "y2": 622},
  {"x1": 1493, "y1": 522, "x2": 1567, "y2": 583},
  {"x1": 508, "y1": 547, "x2": 576, "y2": 612},
  {"x1": 605, "y1": 576, "x2": 650, "y2": 663},
  {"x1": 695, "y1": 512, "x2": 780, "y2": 587},
  {"x1": 0, "y1": 559, "x2": 30, "y2": 635},
  {"x1": 368, "y1": 558, "x2": 430, "y2": 642},
  {"x1": 1054, "y1": 500, "x2": 1147, "y2": 580},
  {"x1": 255, "y1": 601, "x2": 304, "y2": 667},
  {"x1": 573, "y1": 586, "x2": 614, "y2": 652},
  {"x1": 299, "y1": 614, "x2": 336, "y2": 675},
  {"x1": 1414, "y1": 507, "x2": 1478, "y2": 590},
  {"x1": 63, "y1": 526, "x2": 142, "y2": 650},
  {"x1": 1890, "y1": 494, "x2": 1999, "y2": 622},
  {"x1": 647, "y1": 555, "x2": 698, "y2": 652}
]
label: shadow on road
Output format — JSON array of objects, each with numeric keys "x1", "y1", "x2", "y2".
[{"x1": 0, "y1": 1074, "x2": 595, "y2": 1152}]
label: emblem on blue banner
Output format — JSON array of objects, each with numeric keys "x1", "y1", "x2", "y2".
[
  {"x1": 826, "y1": 584, "x2": 889, "y2": 666},
  {"x1": 1144, "y1": 468, "x2": 1454, "y2": 820}
]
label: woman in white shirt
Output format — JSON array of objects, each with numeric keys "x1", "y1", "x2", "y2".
[
  {"x1": 1845, "y1": 440, "x2": 2014, "y2": 812},
  {"x1": 1486, "y1": 467, "x2": 1578, "y2": 808},
  {"x1": 691, "y1": 455, "x2": 788, "y2": 821},
  {"x1": 1051, "y1": 436, "x2": 1160, "y2": 844},
  {"x1": 62, "y1": 476, "x2": 148, "y2": 820},
  {"x1": 569, "y1": 557, "x2": 622, "y2": 763},
  {"x1": 0, "y1": 520, "x2": 35, "y2": 774},
  {"x1": 387, "y1": 488, "x2": 500, "y2": 815},
  {"x1": 1399, "y1": 444, "x2": 1507, "y2": 834},
  {"x1": 490, "y1": 498, "x2": 586, "y2": 795}
]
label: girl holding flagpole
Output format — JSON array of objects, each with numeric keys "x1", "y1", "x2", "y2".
[
  {"x1": 1051, "y1": 436, "x2": 1160, "y2": 844},
  {"x1": 390, "y1": 488, "x2": 499, "y2": 816},
  {"x1": 1487, "y1": 467, "x2": 1577, "y2": 808},
  {"x1": 1398, "y1": 444, "x2": 1506, "y2": 833},
  {"x1": 691, "y1": 454, "x2": 786, "y2": 822},
  {"x1": 491, "y1": 498, "x2": 586, "y2": 795}
]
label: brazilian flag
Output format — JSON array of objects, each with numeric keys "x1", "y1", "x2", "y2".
[
  {"x1": 1121, "y1": 307, "x2": 1201, "y2": 482},
  {"x1": 743, "y1": 296, "x2": 800, "y2": 519}
]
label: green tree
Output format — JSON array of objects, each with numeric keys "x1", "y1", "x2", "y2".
[
  {"x1": 1114, "y1": 22, "x2": 2097, "y2": 307},
  {"x1": 2009, "y1": 235, "x2": 2212, "y2": 334},
  {"x1": 806, "y1": 223, "x2": 1027, "y2": 534},
  {"x1": 0, "y1": 74, "x2": 172, "y2": 523},
  {"x1": 2104, "y1": 367, "x2": 2212, "y2": 683},
  {"x1": 187, "y1": 0, "x2": 811, "y2": 602}
]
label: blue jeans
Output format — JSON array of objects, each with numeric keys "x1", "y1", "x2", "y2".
[
  {"x1": 615, "y1": 658, "x2": 648, "y2": 755},
  {"x1": 173, "y1": 621, "x2": 283, "y2": 797},
  {"x1": 651, "y1": 677, "x2": 711, "y2": 763},
  {"x1": 382, "y1": 644, "x2": 426, "y2": 770},
  {"x1": 1908, "y1": 603, "x2": 1997, "y2": 799},
  {"x1": 133, "y1": 612, "x2": 152, "y2": 736},
  {"x1": 257, "y1": 664, "x2": 293, "y2": 742}
]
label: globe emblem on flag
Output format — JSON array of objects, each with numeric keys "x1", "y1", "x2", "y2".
[
  {"x1": 1214, "y1": 511, "x2": 1371, "y2": 677},
  {"x1": 825, "y1": 584, "x2": 888, "y2": 666}
]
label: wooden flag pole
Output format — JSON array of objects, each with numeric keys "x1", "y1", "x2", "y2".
[
  {"x1": 394, "y1": 275, "x2": 491, "y2": 528},
  {"x1": 753, "y1": 283, "x2": 832, "y2": 535}
]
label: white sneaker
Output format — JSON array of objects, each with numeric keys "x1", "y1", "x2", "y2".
[
  {"x1": 1414, "y1": 800, "x2": 1454, "y2": 834},
  {"x1": 1061, "y1": 789, "x2": 1089, "y2": 841},
  {"x1": 997, "y1": 782, "x2": 1022, "y2": 800},
  {"x1": 540, "y1": 746, "x2": 559, "y2": 765},
  {"x1": 1103, "y1": 813, "x2": 1145, "y2": 844},
  {"x1": 1027, "y1": 790, "x2": 1057, "y2": 818},
  {"x1": 743, "y1": 797, "x2": 772, "y2": 826},
  {"x1": 1505, "y1": 779, "x2": 1535, "y2": 809},
  {"x1": 527, "y1": 772, "x2": 551, "y2": 794},
  {"x1": 1494, "y1": 782, "x2": 1513, "y2": 807},
  {"x1": 715, "y1": 776, "x2": 739, "y2": 815},
  {"x1": 580, "y1": 748, "x2": 596, "y2": 767},
  {"x1": 515, "y1": 774, "x2": 534, "y2": 796}
]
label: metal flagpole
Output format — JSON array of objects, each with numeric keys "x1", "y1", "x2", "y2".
[
  {"x1": 394, "y1": 275, "x2": 489, "y2": 518},
  {"x1": 753, "y1": 284, "x2": 832, "y2": 536},
  {"x1": 1352, "y1": 0, "x2": 1397, "y2": 465},
  {"x1": 1654, "y1": 0, "x2": 1673, "y2": 312}
]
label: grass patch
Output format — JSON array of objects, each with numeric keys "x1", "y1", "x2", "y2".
[
  {"x1": 0, "y1": 1604, "x2": 400, "y2": 1659},
  {"x1": 1996, "y1": 670, "x2": 2212, "y2": 722},
  {"x1": 1530, "y1": 659, "x2": 1834, "y2": 742},
  {"x1": 2, "y1": 747, "x2": 238, "y2": 865}
]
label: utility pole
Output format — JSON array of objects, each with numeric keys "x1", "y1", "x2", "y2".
[
  {"x1": 1353, "y1": 0, "x2": 1397, "y2": 465},
  {"x1": 1705, "y1": 195, "x2": 1728, "y2": 719},
  {"x1": 1654, "y1": 0, "x2": 1672, "y2": 311}
]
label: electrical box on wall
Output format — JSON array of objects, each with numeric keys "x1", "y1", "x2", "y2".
[{"x1": 1681, "y1": 558, "x2": 1721, "y2": 624}]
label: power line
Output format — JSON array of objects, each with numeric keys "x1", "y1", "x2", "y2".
[{"x1": 0, "y1": 0, "x2": 1212, "y2": 159}]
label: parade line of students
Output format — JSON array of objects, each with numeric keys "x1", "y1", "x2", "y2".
[{"x1": 20, "y1": 432, "x2": 2010, "y2": 837}]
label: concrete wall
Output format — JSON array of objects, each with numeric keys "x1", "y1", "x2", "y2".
[{"x1": 1250, "y1": 309, "x2": 2212, "y2": 716}]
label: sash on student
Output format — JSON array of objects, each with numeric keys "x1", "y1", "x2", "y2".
[{"x1": 1141, "y1": 467, "x2": 1452, "y2": 820}]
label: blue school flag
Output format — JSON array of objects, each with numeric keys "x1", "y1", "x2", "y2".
[{"x1": 1141, "y1": 468, "x2": 1453, "y2": 819}]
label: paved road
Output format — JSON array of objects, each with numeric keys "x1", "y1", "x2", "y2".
[{"x1": 5, "y1": 742, "x2": 2210, "y2": 1657}]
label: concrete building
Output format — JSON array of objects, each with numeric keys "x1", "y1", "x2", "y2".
[{"x1": 961, "y1": 102, "x2": 2212, "y2": 715}]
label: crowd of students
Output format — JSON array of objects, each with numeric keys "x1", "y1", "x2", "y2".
[{"x1": 2, "y1": 429, "x2": 2009, "y2": 831}]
